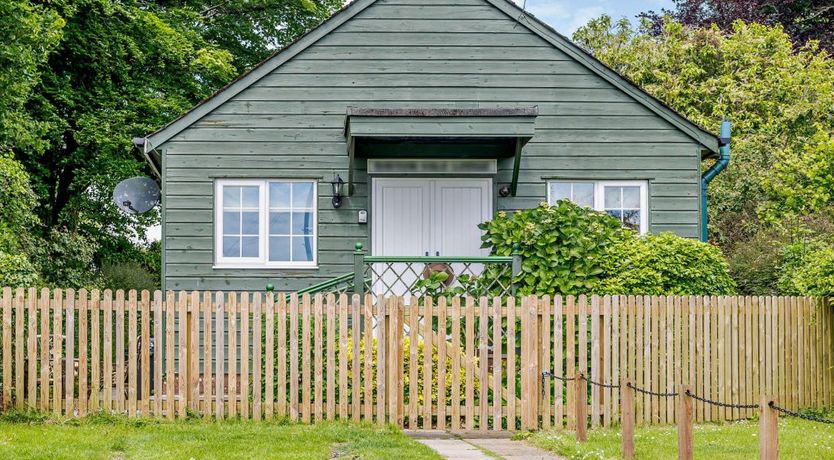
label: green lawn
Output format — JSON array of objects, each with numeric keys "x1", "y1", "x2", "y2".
[
  {"x1": 525, "y1": 418, "x2": 834, "y2": 459},
  {"x1": 0, "y1": 412, "x2": 440, "y2": 460}
]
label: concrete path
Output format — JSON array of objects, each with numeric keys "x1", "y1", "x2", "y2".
[{"x1": 406, "y1": 431, "x2": 563, "y2": 460}]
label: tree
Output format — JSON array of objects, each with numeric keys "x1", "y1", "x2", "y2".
[{"x1": 642, "y1": 0, "x2": 834, "y2": 53}]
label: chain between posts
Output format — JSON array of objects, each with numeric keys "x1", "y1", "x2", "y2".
[
  {"x1": 683, "y1": 389, "x2": 758, "y2": 409},
  {"x1": 541, "y1": 371, "x2": 575, "y2": 382},
  {"x1": 626, "y1": 382, "x2": 678, "y2": 397},
  {"x1": 769, "y1": 402, "x2": 834, "y2": 424}
]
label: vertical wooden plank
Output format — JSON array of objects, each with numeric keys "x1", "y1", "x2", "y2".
[
  {"x1": 351, "y1": 294, "x2": 361, "y2": 422},
  {"x1": 338, "y1": 293, "x2": 349, "y2": 419},
  {"x1": 301, "y1": 294, "x2": 311, "y2": 422},
  {"x1": 645, "y1": 295, "x2": 654, "y2": 425},
  {"x1": 52, "y1": 289, "x2": 64, "y2": 415},
  {"x1": 759, "y1": 396, "x2": 779, "y2": 460},
  {"x1": 710, "y1": 296, "x2": 719, "y2": 421},
  {"x1": 743, "y1": 297, "x2": 752, "y2": 416},
  {"x1": 376, "y1": 296, "x2": 387, "y2": 424},
  {"x1": 326, "y1": 293, "x2": 336, "y2": 420},
  {"x1": 128, "y1": 290, "x2": 138, "y2": 417},
  {"x1": 27, "y1": 288, "x2": 38, "y2": 410},
  {"x1": 590, "y1": 295, "x2": 600, "y2": 428},
  {"x1": 668, "y1": 296, "x2": 676, "y2": 424},
  {"x1": 240, "y1": 293, "x2": 250, "y2": 420},
  {"x1": 166, "y1": 291, "x2": 176, "y2": 419},
  {"x1": 227, "y1": 293, "x2": 238, "y2": 419},
  {"x1": 423, "y1": 296, "x2": 434, "y2": 429},
  {"x1": 39, "y1": 288, "x2": 51, "y2": 412},
  {"x1": 14, "y1": 288, "x2": 25, "y2": 410},
  {"x1": 277, "y1": 294, "x2": 287, "y2": 417},
  {"x1": 264, "y1": 293, "x2": 275, "y2": 419},
  {"x1": 492, "y1": 296, "x2": 502, "y2": 431},
  {"x1": 566, "y1": 295, "x2": 576, "y2": 429},
  {"x1": 578, "y1": 295, "x2": 588, "y2": 414},
  {"x1": 479, "y1": 296, "x2": 489, "y2": 431},
  {"x1": 608, "y1": 296, "x2": 618, "y2": 428},
  {"x1": 202, "y1": 291, "x2": 213, "y2": 418},
  {"x1": 621, "y1": 377, "x2": 635, "y2": 460},
  {"x1": 575, "y1": 373, "x2": 587, "y2": 441},
  {"x1": 314, "y1": 294, "x2": 324, "y2": 422},
  {"x1": 141, "y1": 291, "x2": 151, "y2": 416},
  {"x1": 675, "y1": 297, "x2": 683, "y2": 410},
  {"x1": 678, "y1": 385, "x2": 694, "y2": 460},
  {"x1": 289, "y1": 293, "x2": 299, "y2": 420},
  {"x1": 363, "y1": 294, "x2": 373, "y2": 422},
  {"x1": 506, "y1": 296, "x2": 516, "y2": 431},
  {"x1": 408, "y1": 297, "x2": 418, "y2": 429},
  {"x1": 465, "y1": 296, "x2": 476, "y2": 430},
  {"x1": 777, "y1": 297, "x2": 785, "y2": 412},
  {"x1": 213, "y1": 291, "x2": 224, "y2": 420},
  {"x1": 635, "y1": 296, "x2": 644, "y2": 426},
  {"x1": 153, "y1": 291, "x2": 163, "y2": 417},
  {"x1": 439, "y1": 296, "x2": 450, "y2": 430},
  {"x1": 732, "y1": 296, "x2": 740, "y2": 419},
  {"x1": 451, "y1": 296, "x2": 462, "y2": 431},
  {"x1": 177, "y1": 291, "x2": 188, "y2": 418},
  {"x1": 656, "y1": 295, "x2": 666, "y2": 425},
  {"x1": 390, "y1": 297, "x2": 403, "y2": 427},
  {"x1": 787, "y1": 297, "x2": 796, "y2": 410},
  {"x1": 541, "y1": 295, "x2": 552, "y2": 430},
  {"x1": 188, "y1": 291, "x2": 199, "y2": 414},
  {"x1": 751, "y1": 296, "x2": 760, "y2": 416},
  {"x1": 252, "y1": 294, "x2": 263, "y2": 421},
  {"x1": 1, "y1": 287, "x2": 11, "y2": 410},
  {"x1": 115, "y1": 290, "x2": 125, "y2": 415},
  {"x1": 764, "y1": 297, "x2": 773, "y2": 411},
  {"x1": 554, "y1": 295, "x2": 564, "y2": 429},
  {"x1": 797, "y1": 297, "x2": 805, "y2": 408}
]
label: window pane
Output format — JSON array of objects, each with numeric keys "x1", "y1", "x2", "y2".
[
  {"x1": 291, "y1": 211, "x2": 314, "y2": 235},
  {"x1": 604, "y1": 187, "x2": 622, "y2": 208},
  {"x1": 241, "y1": 236, "x2": 259, "y2": 257},
  {"x1": 269, "y1": 182, "x2": 291, "y2": 209},
  {"x1": 269, "y1": 236, "x2": 290, "y2": 261},
  {"x1": 549, "y1": 182, "x2": 571, "y2": 203},
  {"x1": 573, "y1": 183, "x2": 595, "y2": 208},
  {"x1": 606, "y1": 209, "x2": 622, "y2": 222},
  {"x1": 223, "y1": 211, "x2": 240, "y2": 235},
  {"x1": 292, "y1": 182, "x2": 315, "y2": 208},
  {"x1": 223, "y1": 236, "x2": 240, "y2": 257},
  {"x1": 241, "y1": 211, "x2": 259, "y2": 235},
  {"x1": 269, "y1": 212, "x2": 291, "y2": 235},
  {"x1": 622, "y1": 186, "x2": 640, "y2": 208},
  {"x1": 623, "y1": 210, "x2": 640, "y2": 231},
  {"x1": 291, "y1": 236, "x2": 314, "y2": 262},
  {"x1": 241, "y1": 186, "x2": 259, "y2": 208},
  {"x1": 223, "y1": 187, "x2": 240, "y2": 207}
]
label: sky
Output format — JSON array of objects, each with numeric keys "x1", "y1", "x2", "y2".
[{"x1": 515, "y1": 0, "x2": 674, "y2": 36}]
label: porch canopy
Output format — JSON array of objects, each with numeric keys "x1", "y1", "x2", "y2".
[{"x1": 344, "y1": 107, "x2": 538, "y2": 195}]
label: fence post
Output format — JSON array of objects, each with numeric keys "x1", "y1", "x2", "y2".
[
  {"x1": 575, "y1": 371, "x2": 588, "y2": 442},
  {"x1": 353, "y1": 243, "x2": 365, "y2": 297},
  {"x1": 678, "y1": 385, "x2": 693, "y2": 460},
  {"x1": 621, "y1": 379, "x2": 635, "y2": 459},
  {"x1": 759, "y1": 397, "x2": 779, "y2": 460},
  {"x1": 511, "y1": 244, "x2": 522, "y2": 295}
]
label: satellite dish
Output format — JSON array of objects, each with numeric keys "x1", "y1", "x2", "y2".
[{"x1": 113, "y1": 177, "x2": 160, "y2": 214}]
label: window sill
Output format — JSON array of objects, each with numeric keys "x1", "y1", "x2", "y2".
[{"x1": 212, "y1": 264, "x2": 319, "y2": 270}]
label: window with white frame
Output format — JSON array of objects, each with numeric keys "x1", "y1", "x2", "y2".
[
  {"x1": 547, "y1": 180, "x2": 649, "y2": 233},
  {"x1": 215, "y1": 179, "x2": 317, "y2": 268}
]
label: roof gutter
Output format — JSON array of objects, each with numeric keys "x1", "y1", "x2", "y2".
[
  {"x1": 700, "y1": 119, "x2": 731, "y2": 242},
  {"x1": 133, "y1": 137, "x2": 161, "y2": 179}
]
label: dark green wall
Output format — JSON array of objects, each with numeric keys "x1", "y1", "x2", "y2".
[{"x1": 161, "y1": 0, "x2": 704, "y2": 291}]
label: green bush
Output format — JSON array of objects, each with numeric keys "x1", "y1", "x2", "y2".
[
  {"x1": 479, "y1": 202, "x2": 736, "y2": 296},
  {"x1": 725, "y1": 229, "x2": 786, "y2": 295},
  {"x1": 604, "y1": 233, "x2": 736, "y2": 295},
  {"x1": 101, "y1": 259, "x2": 159, "y2": 291},
  {"x1": 778, "y1": 240, "x2": 834, "y2": 296},
  {"x1": 0, "y1": 251, "x2": 39, "y2": 288}
]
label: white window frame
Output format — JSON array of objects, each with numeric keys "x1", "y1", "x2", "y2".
[
  {"x1": 547, "y1": 180, "x2": 649, "y2": 234},
  {"x1": 214, "y1": 179, "x2": 318, "y2": 269}
]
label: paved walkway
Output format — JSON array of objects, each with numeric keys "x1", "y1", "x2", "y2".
[{"x1": 407, "y1": 431, "x2": 563, "y2": 460}]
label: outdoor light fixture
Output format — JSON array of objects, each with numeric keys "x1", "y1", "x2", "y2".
[
  {"x1": 330, "y1": 173, "x2": 345, "y2": 208},
  {"x1": 499, "y1": 184, "x2": 511, "y2": 197}
]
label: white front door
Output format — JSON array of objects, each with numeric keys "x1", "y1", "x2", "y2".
[{"x1": 372, "y1": 178, "x2": 492, "y2": 257}]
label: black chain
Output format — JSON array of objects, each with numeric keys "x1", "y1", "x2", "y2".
[
  {"x1": 683, "y1": 390, "x2": 758, "y2": 409},
  {"x1": 769, "y1": 402, "x2": 834, "y2": 424},
  {"x1": 588, "y1": 378, "x2": 621, "y2": 389},
  {"x1": 626, "y1": 382, "x2": 678, "y2": 397},
  {"x1": 541, "y1": 371, "x2": 575, "y2": 381}
]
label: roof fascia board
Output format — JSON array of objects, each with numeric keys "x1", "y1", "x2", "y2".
[
  {"x1": 483, "y1": 0, "x2": 719, "y2": 153},
  {"x1": 145, "y1": 0, "x2": 379, "y2": 148}
]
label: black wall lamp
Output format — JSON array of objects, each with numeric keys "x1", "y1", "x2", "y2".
[{"x1": 330, "y1": 173, "x2": 345, "y2": 208}]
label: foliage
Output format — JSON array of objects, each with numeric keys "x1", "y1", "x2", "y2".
[
  {"x1": 479, "y1": 201, "x2": 625, "y2": 295},
  {"x1": 100, "y1": 260, "x2": 160, "y2": 291},
  {"x1": 603, "y1": 232, "x2": 736, "y2": 295},
  {"x1": 573, "y1": 17, "x2": 834, "y2": 246},
  {"x1": 642, "y1": 0, "x2": 834, "y2": 53},
  {"x1": 0, "y1": 253, "x2": 40, "y2": 288},
  {"x1": 777, "y1": 239, "x2": 834, "y2": 296},
  {"x1": 725, "y1": 228, "x2": 787, "y2": 295},
  {"x1": 29, "y1": 230, "x2": 100, "y2": 289},
  {"x1": 0, "y1": 154, "x2": 40, "y2": 287}
]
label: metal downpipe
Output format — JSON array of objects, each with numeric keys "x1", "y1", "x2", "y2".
[{"x1": 700, "y1": 119, "x2": 732, "y2": 242}]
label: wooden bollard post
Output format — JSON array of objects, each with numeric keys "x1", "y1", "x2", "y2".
[
  {"x1": 759, "y1": 396, "x2": 779, "y2": 460},
  {"x1": 678, "y1": 385, "x2": 693, "y2": 460},
  {"x1": 575, "y1": 371, "x2": 587, "y2": 442},
  {"x1": 621, "y1": 379, "x2": 635, "y2": 460}
]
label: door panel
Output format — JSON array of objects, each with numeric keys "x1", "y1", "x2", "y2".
[
  {"x1": 372, "y1": 180, "x2": 430, "y2": 257},
  {"x1": 433, "y1": 179, "x2": 492, "y2": 257}
]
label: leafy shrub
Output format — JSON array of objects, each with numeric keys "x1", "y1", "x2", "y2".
[
  {"x1": 29, "y1": 230, "x2": 100, "y2": 289},
  {"x1": 479, "y1": 201, "x2": 625, "y2": 295},
  {"x1": 479, "y1": 202, "x2": 736, "y2": 296},
  {"x1": 0, "y1": 251, "x2": 40, "y2": 288},
  {"x1": 778, "y1": 240, "x2": 834, "y2": 296},
  {"x1": 725, "y1": 229, "x2": 786, "y2": 295},
  {"x1": 603, "y1": 233, "x2": 736, "y2": 295},
  {"x1": 101, "y1": 259, "x2": 159, "y2": 291}
]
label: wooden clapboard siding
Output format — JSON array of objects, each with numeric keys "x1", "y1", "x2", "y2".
[{"x1": 159, "y1": 0, "x2": 706, "y2": 291}]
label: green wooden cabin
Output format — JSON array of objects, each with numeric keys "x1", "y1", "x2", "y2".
[{"x1": 136, "y1": 0, "x2": 722, "y2": 292}]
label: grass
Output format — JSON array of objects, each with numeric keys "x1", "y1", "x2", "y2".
[
  {"x1": 0, "y1": 411, "x2": 441, "y2": 460},
  {"x1": 525, "y1": 417, "x2": 834, "y2": 459}
]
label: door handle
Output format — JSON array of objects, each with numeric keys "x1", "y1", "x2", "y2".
[
  {"x1": 435, "y1": 251, "x2": 440, "y2": 256},
  {"x1": 425, "y1": 251, "x2": 429, "y2": 256}
]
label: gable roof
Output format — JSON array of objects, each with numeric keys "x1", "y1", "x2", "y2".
[{"x1": 138, "y1": 0, "x2": 719, "y2": 156}]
